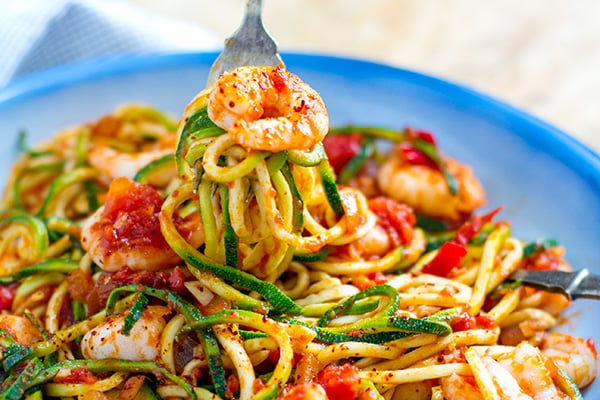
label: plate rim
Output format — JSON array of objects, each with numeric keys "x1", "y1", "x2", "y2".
[{"x1": 0, "y1": 50, "x2": 598, "y2": 185}]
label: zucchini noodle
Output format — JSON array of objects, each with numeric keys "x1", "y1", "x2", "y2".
[{"x1": 0, "y1": 66, "x2": 595, "y2": 400}]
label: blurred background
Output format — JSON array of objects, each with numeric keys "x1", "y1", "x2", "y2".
[
  {"x1": 2, "y1": 0, "x2": 598, "y2": 152},
  {"x1": 126, "y1": 0, "x2": 600, "y2": 152}
]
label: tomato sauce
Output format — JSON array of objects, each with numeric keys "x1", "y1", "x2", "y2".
[
  {"x1": 98, "y1": 177, "x2": 170, "y2": 255},
  {"x1": 53, "y1": 367, "x2": 98, "y2": 384}
]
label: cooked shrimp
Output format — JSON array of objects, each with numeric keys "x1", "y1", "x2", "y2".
[
  {"x1": 207, "y1": 66, "x2": 329, "y2": 152},
  {"x1": 455, "y1": 343, "x2": 588, "y2": 399},
  {"x1": 350, "y1": 224, "x2": 392, "y2": 259},
  {"x1": 390, "y1": 381, "x2": 434, "y2": 399},
  {"x1": 0, "y1": 314, "x2": 43, "y2": 345},
  {"x1": 440, "y1": 373, "x2": 484, "y2": 400},
  {"x1": 279, "y1": 382, "x2": 328, "y2": 400},
  {"x1": 540, "y1": 332, "x2": 598, "y2": 389},
  {"x1": 80, "y1": 305, "x2": 169, "y2": 361},
  {"x1": 80, "y1": 177, "x2": 203, "y2": 272},
  {"x1": 377, "y1": 156, "x2": 485, "y2": 222},
  {"x1": 87, "y1": 133, "x2": 177, "y2": 184},
  {"x1": 348, "y1": 196, "x2": 415, "y2": 259},
  {"x1": 495, "y1": 342, "x2": 570, "y2": 399},
  {"x1": 87, "y1": 146, "x2": 173, "y2": 183}
]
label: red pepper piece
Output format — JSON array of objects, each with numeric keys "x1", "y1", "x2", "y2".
[
  {"x1": 422, "y1": 241, "x2": 468, "y2": 277},
  {"x1": 455, "y1": 206, "x2": 503, "y2": 245},
  {"x1": 398, "y1": 142, "x2": 438, "y2": 169},
  {"x1": 405, "y1": 127, "x2": 437, "y2": 146},
  {"x1": 423, "y1": 207, "x2": 503, "y2": 277},
  {"x1": 398, "y1": 128, "x2": 439, "y2": 169}
]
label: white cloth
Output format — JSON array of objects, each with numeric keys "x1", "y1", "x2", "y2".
[{"x1": 0, "y1": 0, "x2": 220, "y2": 87}]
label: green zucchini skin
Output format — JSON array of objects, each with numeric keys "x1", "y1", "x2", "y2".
[
  {"x1": 319, "y1": 159, "x2": 345, "y2": 217},
  {"x1": 293, "y1": 246, "x2": 329, "y2": 263},
  {"x1": 134, "y1": 382, "x2": 161, "y2": 400},
  {"x1": 133, "y1": 153, "x2": 175, "y2": 184},
  {"x1": 338, "y1": 137, "x2": 375, "y2": 185},
  {"x1": 287, "y1": 143, "x2": 326, "y2": 166},
  {"x1": 0, "y1": 259, "x2": 78, "y2": 284},
  {"x1": 318, "y1": 284, "x2": 399, "y2": 327},
  {"x1": 121, "y1": 294, "x2": 149, "y2": 336},
  {"x1": 220, "y1": 183, "x2": 239, "y2": 269}
]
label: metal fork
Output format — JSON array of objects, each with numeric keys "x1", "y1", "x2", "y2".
[
  {"x1": 508, "y1": 268, "x2": 600, "y2": 300},
  {"x1": 206, "y1": 0, "x2": 284, "y2": 86}
]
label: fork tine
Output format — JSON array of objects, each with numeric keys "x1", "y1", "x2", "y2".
[{"x1": 207, "y1": 0, "x2": 284, "y2": 86}]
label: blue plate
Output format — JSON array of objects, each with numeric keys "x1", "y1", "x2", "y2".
[{"x1": 1, "y1": 52, "x2": 599, "y2": 395}]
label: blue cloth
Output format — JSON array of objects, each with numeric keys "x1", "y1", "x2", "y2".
[{"x1": 0, "y1": 0, "x2": 219, "y2": 87}]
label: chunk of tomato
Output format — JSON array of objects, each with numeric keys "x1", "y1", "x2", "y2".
[
  {"x1": 368, "y1": 196, "x2": 416, "y2": 246},
  {"x1": 323, "y1": 133, "x2": 362, "y2": 174},
  {"x1": 315, "y1": 363, "x2": 360, "y2": 400},
  {"x1": 451, "y1": 312, "x2": 496, "y2": 331}
]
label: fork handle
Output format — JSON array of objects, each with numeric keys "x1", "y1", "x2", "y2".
[{"x1": 246, "y1": 0, "x2": 263, "y2": 16}]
